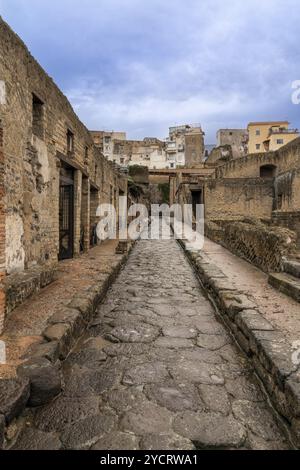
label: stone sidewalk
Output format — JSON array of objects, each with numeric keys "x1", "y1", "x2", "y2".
[
  {"x1": 0, "y1": 240, "x2": 125, "y2": 380},
  {"x1": 201, "y1": 238, "x2": 300, "y2": 345},
  {"x1": 181, "y1": 236, "x2": 300, "y2": 446},
  {"x1": 0, "y1": 240, "x2": 131, "y2": 447},
  {"x1": 11, "y1": 236, "x2": 290, "y2": 450}
]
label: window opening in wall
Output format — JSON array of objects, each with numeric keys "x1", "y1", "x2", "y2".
[
  {"x1": 32, "y1": 93, "x2": 44, "y2": 139},
  {"x1": 84, "y1": 146, "x2": 89, "y2": 164},
  {"x1": 67, "y1": 129, "x2": 74, "y2": 155}
]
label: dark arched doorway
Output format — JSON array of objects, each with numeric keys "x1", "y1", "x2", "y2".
[{"x1": 260, "y1": 164, "x2": 277, "y2": 178}]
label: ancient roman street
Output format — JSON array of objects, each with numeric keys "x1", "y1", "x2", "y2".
[
  {"x1": 12, "y1": 230, "x2": 290, "y2": 450},
  {"x1": 2, "y1": 13, "x2": 300, "y2": 455}
]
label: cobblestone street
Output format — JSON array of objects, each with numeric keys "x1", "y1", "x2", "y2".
[{"x1": 13, "y1": 235, "x2": 290, "y2": 450}]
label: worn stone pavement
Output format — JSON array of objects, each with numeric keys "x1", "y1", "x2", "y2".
[
  {"x1": 0, "y1": 240, "x2": 121, "y2": 380},
  {"x1": 13, "y1": 235, "x2": 290, "y2": 450}
]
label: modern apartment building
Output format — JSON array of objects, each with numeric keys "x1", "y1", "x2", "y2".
[
  {"x1": 166, "y1": 124, "x2": 205, "y2": 168},
  {"x1": 247, "y1": 122, "x2": 299, "y2": 154},
  {"x1": 90, "y1": 131, "x2": 127, "y2": 160}
]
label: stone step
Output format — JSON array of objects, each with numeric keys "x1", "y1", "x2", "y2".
[
  {"x1": 268, "y1": 272, "x2": 300, "y2": 303},
  {"x1": 283, "y1": 259, "x2": 300, "y2": 279}
]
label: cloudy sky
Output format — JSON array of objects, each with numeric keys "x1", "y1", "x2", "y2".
[{"x1": 1, "y1": 0, "x2": 300, "y2": 142}]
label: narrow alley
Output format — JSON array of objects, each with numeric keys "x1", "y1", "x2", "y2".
[{"x1": 13, "y1": 233, "x2": 290, "y2": 450}]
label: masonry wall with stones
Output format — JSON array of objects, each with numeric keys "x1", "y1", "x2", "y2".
[
  {"x1": 184, "y1": 131, "x2": 205, "y2": 167},
  {"x1": 213, "y1": 140, "x2": 300, "y2": 241},
  {"x1": 205, "y1": 145, "x2": 232, "y2": 166},
  {"x1": 215, "y1": 138, "x2": 300, "y2": 180},
  {"x1": 0, "y1": 18, "x2": 127, "y2": 274},
  {"x1": 204, "y1": 178, "x2": 274, "y2": 220},
  {"x1": 205, "y1": 218, "x2": 297, "y2": 272}
]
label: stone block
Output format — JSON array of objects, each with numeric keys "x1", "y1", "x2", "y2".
[
  {"x1": 43, "y1": 323, "x2": 74, "y2": 359},
  {"x1": 68, "y1": 296, "x2": 94, "y2": 323},
  {"x1": 269, "y1": 273, "x2": 300, "y2": 303},
  {"x1": 28, "y1": 341, "x2": 60, "y2": 363},
  {"x1": 283, "y1": 259, "x2": 300, "y2": 279},
  {"x1": 17, "y1": 357, "x2": 62, "y2": 407},
  {"x1": 0, "y1": 377, "x2": 30, "y2": 424},
  {"x1": 173, "y1": 411, "x2": 246, "y2": 449},
  {"x1": 236, "y1": 310, "x2": 274, "y2": 340},
  {"x1": 260, "y1": 340, "x2": 296, "y2": 388}
]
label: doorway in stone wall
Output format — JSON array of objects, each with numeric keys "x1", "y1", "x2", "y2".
[
  {"x1": 191, "y1": 189, "x2": 202, "y2": 219},
  {"x1": 59, "y1": 165, "x2": 74, "y2": 260}
]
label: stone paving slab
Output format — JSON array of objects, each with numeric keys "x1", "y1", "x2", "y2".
[
  {"x1": 10, "y1": 228, "x2": 290, "y2": 450},
  {"x1": 0, "y1": 240, "x2": 131, "y2": 448},
  {"x1": 181, "y1": 236, "x2": 300, "y2": 447}
]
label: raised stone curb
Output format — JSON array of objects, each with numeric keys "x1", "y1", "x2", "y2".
[
  {"x1": 0, "y1": 243, "x2": 133, "y2": 449},
  {"x1": 17, "y1": 357, "x2": 62, "y2": 407},
  {"x1": 179, "y1": 239, "x2": 300, "y2": 448},
  {"x1": 268, "y1": 272, "x2": 300, "y2": 303},
  {"x1": 3, "y1": 263, "x2": 57, "y2": 317}
]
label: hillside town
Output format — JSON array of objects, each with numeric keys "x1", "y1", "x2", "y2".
[{"x1": 90, "y1": 121, "x2": 299, "y2": 170}]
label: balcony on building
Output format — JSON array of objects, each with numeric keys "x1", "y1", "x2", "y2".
[
  {"x1": 268, "y1": 126, "x2": 299, "y2": 135},
  {"x1": 166, "y1": 141, "x2": 177, "y2": 153}
]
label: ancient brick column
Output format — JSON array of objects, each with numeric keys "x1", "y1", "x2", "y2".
[{"x1": 0, "y1": 123, "x2": 6, "y2": 334}]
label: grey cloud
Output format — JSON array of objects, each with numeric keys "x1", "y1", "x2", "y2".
[{"x1": 1, "y1": 0, "x2": 299, "y2": 141}]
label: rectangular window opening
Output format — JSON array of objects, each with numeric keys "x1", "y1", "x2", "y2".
[
  {"x1": 84, "y1": 146, "x2": 89, "y2": 163},
  {"x1": 67, "y1": 129, "x2": 74, "y2": 155},
  {"x1": 32, "y1": 93, "x2": 44, "y2": 139}
]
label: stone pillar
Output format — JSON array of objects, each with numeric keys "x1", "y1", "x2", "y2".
[
  {"x1": 73, "y1": 170, "x2": 82, "y2": 256},
  {"x1": 0, "y1": 123, "x2": 6, "y2": 334},
  {"x1": 81, "y1": 176, "x2": 90, "y2": 252},
  {"x1": 90, "y1": 188, "x2": 100, "y2": 246},
  {"x1": 169, "y1": 176, "x2": 175, "y2": 205}
]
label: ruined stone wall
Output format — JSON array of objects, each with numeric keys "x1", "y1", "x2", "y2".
[
  {"x1": 0, "y1": 18, "x2": 126, "y2": 274},
  {"x1": 273, "y1": 168, "x2": 300, "y2": 212},
  {"x1": 215, "y1": 138, "x2": 300, "y2": 180},
  {"x1": 272, "y1": 167, "x2": 300, "y2": 244},
  {"x1": 204, "y1": 178, "x2": 274, "y2": 220},
  {"x1": 205, "y1": 218, "x2": 297, "y2": 272},
  {"x1": 206, "y1": 145, "x2": 232, "y2": 165},
  {"x1": 217, "y1": 129, "x2": 248, "y2": 158}
]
